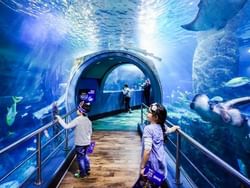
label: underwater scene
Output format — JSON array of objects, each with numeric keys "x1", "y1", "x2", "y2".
[
  {"x1": 103, "y1": 64, "x2": 146, "y2": 92},
  {"x1": 0, "y1": 0, "x2": 250, "y2": 187}
]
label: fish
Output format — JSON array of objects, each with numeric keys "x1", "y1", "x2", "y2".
[
  {"x1": 44, "y1": 130, "x2": 50, "y2": 139},
  {"x1": 0, "y1": 180, "x2": 19, "y2": 188},
  {"x1": 59, "y1": 82, "x2": 67, "y2": 88},
  {"x1": 6, "y1": 96, "x2": 23, "y2": 126},
  {"x1": 25, "y1": 105, "x2": 31, "y2": 109},
  {"x1": 237, "y1": 159, "x2": 248, "y2": 177},
  {"x1": 26, "y1": 147, "x2": 36, "y2": 151},
  {"x1": 122, "y1": 45, "x2": 162, "y2": 61},
  {"x1": 21, "y1": 112, "x2": 28, "y2": 118},
  {"x1": 23, "y1": 166, "x2": 36, "y2": 177},
  {"x1": 181, "y1": 0, "x2": 247, "y2": 31},
  {"x1": 223, "y1": 77, "x2": 250, "y2": 87},
  {"x1": 210, "y1": 96, "x2": 223, "y2": 103}
]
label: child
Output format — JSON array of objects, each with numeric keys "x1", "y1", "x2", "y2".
[
  {"x1": 135, "y1": 103, "x2": 180, "y2": 188},
  {"x1": 56, "y1": 101, "x2": 92, "y2": 178}
]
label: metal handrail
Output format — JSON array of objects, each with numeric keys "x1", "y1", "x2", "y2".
[
  {"x1": 173, "y1": 124, "x2": 250, "y2": 187},
  {"x1": 167, "y1": 138, "x2": 215, "y2": 188},
  {"x1": 0, "y1": 148, "x2": 38, "y2": 183},
  {"x1": 42, "y1": 137, "x2": 65, "y2": 165},
  {"x1": 0, "y1": 109, "x2": 76, "y2": 155},
  {"x1": 0, "y1": 108, "x2": 77, "y2": 185},
  {"x1": 140, "y1": 103, "x2": 250, "y2": 187}
]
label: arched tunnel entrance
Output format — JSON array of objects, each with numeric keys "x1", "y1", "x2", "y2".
[{"x1": 65, "y1": 50, "x2": 162, "y2": 118}]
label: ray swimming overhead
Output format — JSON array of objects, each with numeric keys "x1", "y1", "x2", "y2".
[{"x1": 181, "y1": 0, "x2": 247, "y2": 31}]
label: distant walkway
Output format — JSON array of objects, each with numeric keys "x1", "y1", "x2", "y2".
[
  {"x1": 59, "y1": 131, "x2": 142, "y2": 188},
  {"x1": 92, "y1": 109, "x2": 141, "y2": 131}
]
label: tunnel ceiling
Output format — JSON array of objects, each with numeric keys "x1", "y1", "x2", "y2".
[{"x1": 83, "y1": 56, "x2": 132, "y2": 79}]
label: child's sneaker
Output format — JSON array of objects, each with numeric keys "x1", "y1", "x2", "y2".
[
  {"x1": 86, "y1": 170, "x2": 90, "y2": 176},
  {"x1": 74, "y1": 172, "x2": 86, "y2": 179}
]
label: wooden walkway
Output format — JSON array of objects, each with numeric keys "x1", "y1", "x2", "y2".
[{"x1": 58, "y1": 131, "x2": 142, "y2": 188}]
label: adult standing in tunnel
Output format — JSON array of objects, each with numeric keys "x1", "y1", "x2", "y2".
[
  {"x1": 134, "y1": 103, "x2": 180, "y2": 188},
  {"x1": 56, "y1": 101, "x2": 92, "y2": 179},
  {"x1": 122, "y1": 84, "x2": 132, "y2": 113},
  {"x1": 142, "y1": 78, "x2": 151, "y2": 106}
]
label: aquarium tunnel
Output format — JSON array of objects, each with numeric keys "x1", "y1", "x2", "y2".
[
  {"x1": 0, "y1": 0, "x2": 250, "y2": 188},
  {"x1": 66, "y1": 50, "x2": 162, "y2": 118}
]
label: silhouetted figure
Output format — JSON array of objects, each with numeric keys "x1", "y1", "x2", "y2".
[
  {"x1": 52, "y1": 102, "x2": 59, "y2": 120},
  {"x1": 52, "y1": 102, "x2": 62, "y2": 145},
  {"x1": 122, "y1": 84, "x2": 132, "y2": 113},
  {"x1": 142, "y1": 79, "x2": 151, "y2": 106}
]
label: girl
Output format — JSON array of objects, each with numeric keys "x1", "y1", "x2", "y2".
[{"x1": 135, "y1": 103, "x2": 180, "y2": 188}]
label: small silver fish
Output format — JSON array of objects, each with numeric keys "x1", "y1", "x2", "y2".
[{"x1": 224, "y1": 77, "x2": 250, "y2": 87}]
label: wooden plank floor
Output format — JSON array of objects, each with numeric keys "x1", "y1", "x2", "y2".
[{"x1": 58, "y1": 131, "x2": 142, "y2": 188}]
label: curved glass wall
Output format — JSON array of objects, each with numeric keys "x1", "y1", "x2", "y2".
[
  {"x1": 103, "y1": 64, "x2": 146, "y2": 92},
  {"x1": 0, "y1": 0, "x2": 249, "y2": 187}
]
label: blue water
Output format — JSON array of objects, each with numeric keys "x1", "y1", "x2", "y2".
[{"x1": 0, "y1": 0, "x2": 250, "y2": 187}]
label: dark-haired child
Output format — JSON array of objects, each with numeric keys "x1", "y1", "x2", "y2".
[
  {"x1": 56, "y1": 101, "x2": 92, "y2": 178},
  {"x1": 137, "y1": 103, "x2": 180, "y2": 187}
]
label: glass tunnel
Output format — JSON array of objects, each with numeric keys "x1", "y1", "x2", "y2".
[{"x1": 0, "y1": 0, "x2": 250, "y2": 188}]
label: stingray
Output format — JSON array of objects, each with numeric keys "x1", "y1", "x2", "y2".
[
  {"x1": 190, "y1": 94, "x2": 250, "y2": 127},
  {"x1": 182, "y1": 0, "x2": 247, "y2": 31}
]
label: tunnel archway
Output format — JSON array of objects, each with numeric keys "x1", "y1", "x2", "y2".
[{"x1": 65, "y1": 50, "x2": 162, "y2": 117}]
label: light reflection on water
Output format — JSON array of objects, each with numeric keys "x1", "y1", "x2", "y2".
[{"x1": 0, "y1": 0, "x2": 198, "y2": 49}]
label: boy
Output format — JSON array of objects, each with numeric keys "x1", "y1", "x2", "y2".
[{"x1": 56, "y1": 101, "x2": 92, "y2": 178}]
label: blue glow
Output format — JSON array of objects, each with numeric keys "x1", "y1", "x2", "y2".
[{"x1": 0, "y1": 0, "x2": 250, "y2": 187}]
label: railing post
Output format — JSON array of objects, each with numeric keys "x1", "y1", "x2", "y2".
[
  {"x1": 64, "y1": 129, "x2": 70, "y2": 151},
  {"x1": 35, "y1": 132, "x2": 42, "y2": 185},
  {"x1": 64, "y1": 116, "x2": 70, "y2": 151},
  {"x1": 175, "y1": 131, "x2": 182, "y2": 185}
]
